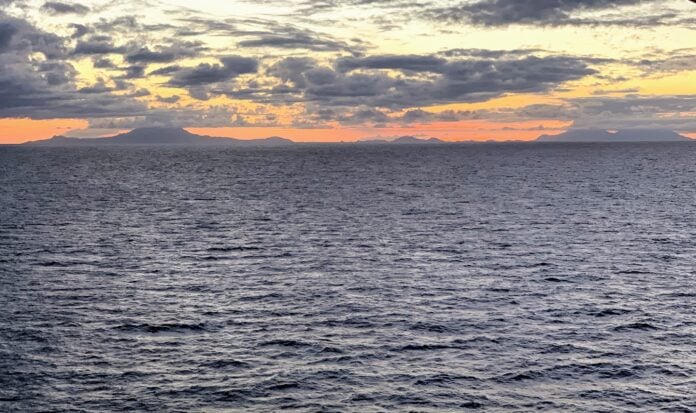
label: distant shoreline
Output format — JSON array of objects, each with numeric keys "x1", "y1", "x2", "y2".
[{"x1": 3, "y1": 140, "x2": 695, "y2": 147}]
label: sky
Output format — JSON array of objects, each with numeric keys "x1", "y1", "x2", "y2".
[{"x1": 0, "y1": 0, "x2": 695, "y2": 143}]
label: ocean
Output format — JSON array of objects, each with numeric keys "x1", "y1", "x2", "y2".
[{"x1": 1, "y1": 143, "x2": 694, "y2": 411}]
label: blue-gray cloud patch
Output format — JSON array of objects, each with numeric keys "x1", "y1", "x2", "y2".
[
  {"x1": 427, "y1": 0, "x2": 657, "y2": 26},
  {"x1": 167, "y1": 56, "x2": 259, "y2": 87},
  {"x1": 40, "y1": 1, "x2": 90, "y2": 15}
]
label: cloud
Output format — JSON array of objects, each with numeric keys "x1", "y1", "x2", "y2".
[
  {"x1": 40, "y1": 1, "x2": 89, "y2": 15},
  {"x1": 125, "y1": 48, "x2": 178, "y2": 64},
  {"x1": 68, "y1": 23, "x2": 89, "y2": 38},
  {"x1": 0, "y1": 11, "x2": 66, "y2": 58},
  {"x1": 440, "y1": 48, "x2": 546, "y2": 58},
  {"x1": 0, "y1": 11, "x2": 150, "y2": 120},
  {"x1": 77, "y1": 83, "x2": 113, "y2": 94},
  {"x1": 1, "y1": 0, "x2": 693, "y2": 133},
  {"x1": 292, "y1": 0, "x2": 422, "y2": 16},
  {"x1": 73, "y1": 39, "x2": 126, "y2": 55},
  {"x1": 93, "y1": 57, "x2": 116, "y2": 68},
  {"x1": 214, "y1": 51, "x2": 599, "y2": 122},
  {"x1": 263, "y1": 53, "x2": 597, "y2": 110},
  {"x1": 426, "y1": 0, "x2": 662, "y2": 26},
  {"x1": 633, "y1": 49, "x2": 696, "y2": 75},
  {"x1": 567, "y1": 95, "x2": 696, "y2": 130},
  {"x1": 156, "y1": 95, "x2": 180, "y2": 104},
  {"x1": 167, "y1": 56, "x2": 258, "y2": 87},
  {"x1": 83, "y1": 106, "x2": 243, "y2": 129},
  {"x1": 267, "y1": 57, "x2": 316, "y2": 88},
  {"x1": 336, "y1": 108, "x2": 391, "y2": 125},
  {"x1": 120, "y1": 65, "x2": 146, "y2": 79},
  {"x1": 238, "y1": 33, "x2": 352, "y2": 51},
  {"x1": 336, "y1": 55, "x2": 447, "y2": 73},
  {"x1": 471, "y1": 95, "x2": 696, "y2": 132},
  {"x1": 149, "y1": 65, "x2": 182, "y2": 76},
  {"x1": 0, "y1": 22, "x2": 18, "y2": 51},
  {"x1": 125, "y1": 41, "x2": 207, "y2": 64}
]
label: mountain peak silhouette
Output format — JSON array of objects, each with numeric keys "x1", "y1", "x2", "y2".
[
  {"x1": 24, "y1": 127, "x2": 294, "y2": 146},
  {"x1": 537, "y1": 129, "x2": 691, "y2": 143},
  {"x1": 391, "y1": 136, "x2": 445, "y2": 144},
  {"x1": 108, "y1": 127, "x2": 201, "y2": 144}
]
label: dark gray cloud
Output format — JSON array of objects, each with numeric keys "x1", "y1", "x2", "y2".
[
  {"x1": 120, "y1": 65, "x2": 146, "y2": 79},
  {"x1": 302, "y1": 54, "x2": 595, "y2": 108},
  {"x1": 441, "y1": 48, "x2": 546, "y2": 58},
  {"x1": 0, "y1": 22, "x2": 18, "y2": 51},
  {"x1": 77, "y1": 83, "x2": 113, "y2": 94},
  {"x1": 238, "y1": 33, "x2": 351, "y2": 51},
  {"x1": 436, "y1": 56, "x2": 596, "y2": 99},
  {"x1": 126, "y1": 48, "x2": 178, "y2": 64},
  {"x1": 125, "y1": 41, "x2": 207, "y2": 64},
  {"x1": 164, "y1": 11, "x2": 366, "y2": 53},
  {"x1": 267, "y1": 57, "x2": 316, "y2": 88},
  {"x1": 149, "y1": 65, "x2": 182, "y2": 76},
  {"x1": 93, "y1": 57, "x2": 116, "y2": 68},
  {"x1": 336, "y1": 108, "x2": 391, "y2": 125},
  {"x1": 167, "y1": 56, "x2": 258, "y2": 87},
  {"x1": 36, "y1": 61, "x2": 75, "y2": 85},
  {"x1": 132, "y1": 88, "x2": 150, "y2": 97},
  {"x1": 0, "y1": 12, "x2": 65, "y2": 58},
  {"x1": 293, "y1": 0, "x2": 424, "y2": 16},
  {"x1": 426, "y1": 0, "x2": 665, "y2": 26},
  {"x1": 336, "y1": 55, "x2": 447, "y2": 73},
  {"x1": 2, "y1": 10, "x2": 267, "y2": 125},
  {"x1": 240, "y1": 52, "x2": 597, "y2": 113},
  {"x1": 73, "y1": 37, "x2": 207, "y2": 63},
  {"x1": 68, "y1": 23, "x2": 89, "y2": 38},
  {"x1": 156, "y1": 95, "x2": 181, "y2": 104},
  {"x1": 250, "y1": 0, "x2": 686, "y2": 28},
  {"x1": 73, "y1": 38, "x2": 126, "y2": 55},
  {"x1": 40, "y1": 1, "x2": 90, "y2": 15},
  {"x1": 0, "y1": 11, "x2": 150, "y2": 120}
]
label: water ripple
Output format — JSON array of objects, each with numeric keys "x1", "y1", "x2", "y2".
[{"x1": 1, "y1": 144, "x2": 695, "y2": 412}]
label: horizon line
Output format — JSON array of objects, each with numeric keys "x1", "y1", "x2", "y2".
[{"x1": 5, "y1": 126, "x2": 696, "y2": 145}]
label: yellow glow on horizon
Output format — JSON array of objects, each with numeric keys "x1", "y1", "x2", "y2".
[
  {"x1": 638, "y1": 71, "x2": 696, "y2": 95},
  {"x1": 0, "y1": 118, "x2": 89, "y2": 144}
]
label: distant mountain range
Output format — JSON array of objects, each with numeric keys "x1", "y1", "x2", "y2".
[
  {"x1": 24, "y1": 127, "x2": 294, "y2": 146},
  {"x1": 537, "y1": 129, "x2": 692, "y2": 142},
  {"x1": 21, "y1": 127, "x2": 693, "y2": 145},
  {"x1": 358, "y1": 136, "x2": 446, "y2": 144}
]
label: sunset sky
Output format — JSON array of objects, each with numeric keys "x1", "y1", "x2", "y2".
[{"x1": 1, "y1": 0, "x2": 695, "y2": 143}]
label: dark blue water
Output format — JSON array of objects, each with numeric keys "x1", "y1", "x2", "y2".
[{"x1": 1, "y1": 143, "x2": 695, "y2": 412}]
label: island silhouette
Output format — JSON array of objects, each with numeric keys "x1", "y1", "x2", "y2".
[
  {"x1": 20, "y1": 127, "x2": 693, "y2": 145},
  {"x1": 536, "y1": 129, "x2": 691, "y2": 142},
  {"x1": 24, "y1": 127, "x2": 295, "y2": 146}
]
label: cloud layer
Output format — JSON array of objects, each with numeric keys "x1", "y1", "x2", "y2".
[{"x1": 0, "y1": 0, "x2": 694, "y2": 137}]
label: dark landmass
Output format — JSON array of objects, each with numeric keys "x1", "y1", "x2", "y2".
[
  {"x1": 19, "y1": 128, "x2": 693, "y2": 146},
  {"x1": 537, "y1": 129, "x2": 692, "y2": 143},
  {"x1": 392, "y1": 136, "x2": 445, "y2": 144},
  {"x1": 356, "y1": 139, "x2": 391, "y2": 144},
  {"x1": 358, "y1": 136, "x2": 445, "y2": 144},
  {"x1": 23, "y1": 127, "x2": 294, "y2": 146}
]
